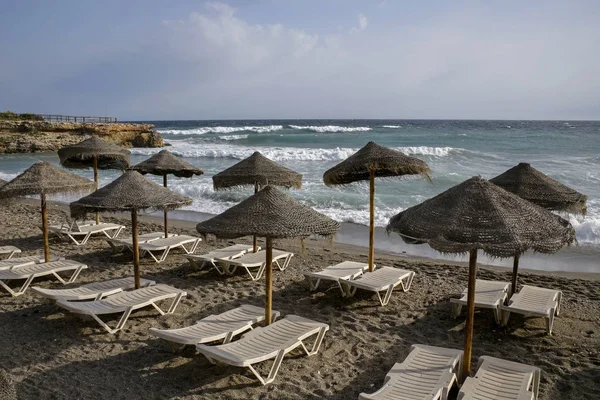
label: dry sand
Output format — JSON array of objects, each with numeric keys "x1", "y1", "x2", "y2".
[{"x1": 0, "y1": 200, "x2": 599, "y2": 399}]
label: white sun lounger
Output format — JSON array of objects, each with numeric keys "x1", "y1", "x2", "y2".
[
  {"x1": 105, "y1": 232, "x2": 171, "y2": 253},
  {"x1": 0, "y1": 246, "x2": 21, "y2": 259},
  {"x1": 149, "y1": 304, "x2": 281, "y2": 348},
  {"x1": 500, "y1": 285, "x2": 562, "y2": 335},
  {"x1": 31, "y1": 277, "x2": 156, "y2": 301},
  {"x1": 139, "y1": 235, "x2": 202, "y2": 263},
  {"x1": 359, "y1": 344, "x2": 464, "y2": 400},
  {"x1": 186, "y1": 244, "x2": 257, "y2": 274},
  {"x1": 197, "y1": 315, "x2": 328, "y2": 385},
  {"x1": 48, "y1": 222, "x2": 125, "y2": 245},
  {"x1": 339, "y1": 266, "x2": 415, "y2": 306},
  {"x1": 56, "y1": 284, "x2": 187, "y2": 334},
  {"x1": 458, "y1": 356, "x2": 541, "y2": 400},
  {"x1": 0, "y1": 260, "x2": 87, "y2": 297},
  {"x1": 304, "y1": 261, "x2": 370, "y2": 296},
  {"x1": 451, "y1": 280, "x2": 511, "y2": 324},
  {"x1": 216, "y1": 249, "x2": 294, "y2": 281},
  {"x1": 0, "y1": 255, "x2": 64, "y2": 271}
]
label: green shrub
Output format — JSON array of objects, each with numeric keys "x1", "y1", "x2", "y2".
[{"x1": 0, "y1": 111, "x2": 44, "y2": 121}]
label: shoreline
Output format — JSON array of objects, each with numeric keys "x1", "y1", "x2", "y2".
[{"x1": 30, "y1": 197, "x2": 600, "y2": 280}]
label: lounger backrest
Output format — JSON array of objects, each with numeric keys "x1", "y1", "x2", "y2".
[
  {"x1": 205, "y1": 304, "x2": 266, "y2": 324},
  {"x1": 100, "y1": 284, "x2": 184, "y2": 307}
]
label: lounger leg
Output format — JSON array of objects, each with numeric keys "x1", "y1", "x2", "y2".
[
  {"x1": 546, "y1": 311, "x2": 555, "y2": 335},
  {"x1": 7, "y1": 251, "x2": 16, "y2": 259},
  {"x1": 88, "y1": 308, "x2": 133, "y2": 334},
  {"x1": 244, "y1": 264, "x2": 266, "y2": 281},
  {"x1": 247, "y1": 349, "x2": 286, "y2": 385},
  {"x1": 299, "y1": 326, "x2": 328, "y2": 356},
  {"x1": 493, "y1": 306, "x2": 502, "y2": 325},
  {"x1": 210, "y1": 261, "x2": 227, "y2": 275},
  {"x1": 304, "y1": 276, "x2": 321, "y2": 291},
  {"x1": 107, "y1": 227, "x2": 124, "y2": 239},
  {"x1": 501, "y1": 309, "x2": 511, "y2": 327},
  {"x1": 532, "y1": 368, "x2": 541, "y2": 400},
  {"x1": 555, "y1": 292, "x2": 562, "y2": 316},
  {"x1": 399, "y1": 272, "x2": 415, "y2": 292},
  {"x1": 452, "y1": 303, "x2": 463, "y2": 318},
  {"x1": 51, "y1": 267, "x2": 85, "y2": 285},
  {"x1": 0, "y1": 276, "x2": 35, "y2": 297},
  {"x1": 377, "y1": 286, "x2": 395, "y2": 306},
  {"x1": 151, "y1": 293, "x2": 185, "y2": 315},
  {"x1": 183, "y1": 240, "x2": 201, "y2": 254}
]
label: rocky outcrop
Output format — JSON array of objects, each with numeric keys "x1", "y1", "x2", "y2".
[{"x1": 0, "y1": 121, "x2": 164, "y2": 153}]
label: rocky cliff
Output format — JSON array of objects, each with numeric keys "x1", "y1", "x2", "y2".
[{"x1": 0, "y1": 121, "x2": 164, "y2": 153}]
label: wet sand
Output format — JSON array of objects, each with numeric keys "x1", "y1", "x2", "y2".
[{"x1": 0, "y1": 200, "x2": 599, "y2": 399}]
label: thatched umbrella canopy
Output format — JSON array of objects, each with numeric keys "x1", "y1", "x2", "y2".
[
  {"x1": 212, "y1": 151, "x2": 303, "y2": 252},
  {"x1": 0, "y1": 162, "x2": 95, "y2": 262},
  {"x1": 323, "y1": 141, "x2": 430, "y2": 272},
  {"x1": 490, "y1": 162, "x2": 587, "y2": 294},
  {"x1": 131, "y1": 150, "x2": 203, "y2": 237},
  {"x1": 386, "y1": 176, "x2": 575, "y2": 378},
  {"x1": 70, "y1": 171, "x2": 192, "y2": 288},
  {"x1": 0, "y1": 369, "x2": 17, "y2": 400},
  {"x1": 197, "y1": 185, "x2": 339, "y2": 324},
  {"x1": 58, "y1": 136, "x2": 131, "y2": 224}
]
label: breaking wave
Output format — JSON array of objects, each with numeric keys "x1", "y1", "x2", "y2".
[
  {"x1": 158, "y1": 125, "x2": 283, "y2": 135},
  {"x1": 288, "y1": 125, "x2": 372, "y2": 133}
]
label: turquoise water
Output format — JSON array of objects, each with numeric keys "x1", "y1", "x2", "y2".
[{"x1": 1, "y1": 119, "x2": 599, "y2": 247}]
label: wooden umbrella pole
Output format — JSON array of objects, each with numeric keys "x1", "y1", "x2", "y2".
[
  {"x1": 131, "y1": 209, "x2": 141, "y2": 289},
  {"x1": 253, "y1": 182, "x2": 259, "y2": 253},
  {"x1": 265, "y1": 237, "x2": 273, "y2": 325},
  {"x1": 93, "y1": 155, "x2": 100, "y2": 225},
  {"x1": 462, "y1": 249, "x2": 478, "y2": 380},
  {"x1": 41, "y1": 193, "x2": 50, "y2": 263},
  {"x1": 368, "y1": 168, "x2": 375, "y2": 272},
  {"x1": 163, "y1": 174, "x2": 169, "y2": 238},
  {"x1": 511, "y1": 254, "x2": 520, "y2": 296}
]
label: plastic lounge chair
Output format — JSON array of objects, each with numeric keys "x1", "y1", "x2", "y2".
[
  {"x1": 500, "y1": 285, "x2": 562, "y2": 335},
  {"x1": 457, "y1": 356, "x2": 541, "y2": 400},
  {"x1": 186, "y1": 244, "x2": 257, "y2": 274},
  {"x1": 339, "y1": 266, "x2": 415, "y2": 306},
  {"x1": 216, "y1": 249, "x2": 294, "y2": 281},
  {"x1": 0, "y1": 260, "x2": 87, "y2": 297},
  {"x1": 304, "y1": 261, "x2": 370, "y2": 296},
  {"x1": 451, "y1": 280, "x2": 511, "y2": 324},
  {"x1": 139, "y1": 235, "x2": 202, "y2": 263},
  {"x1": 149, "y1": 304, "x2": 280, "y2": 348},
  {"x1": 0, "y1": 246, "x2": 21, "y2": 259},
  {"x1": 196, "y1": 315, "x2": 329, "y2": 385},
  {"x1": 105, "y1": 232, "x2": 170, "y2": 253},
  {"x1": 0, "y1": 255, "x2": 64, "y2": 271},
  {"x1": 56, "y1": 284, "x2": 187, "y2": 334},
  {"x1": 48, "y1": 222, "x2": 125, "y2": 246},
  {"x1": 359, "y1": 344, "x2": 464, "y2": 400},
  {"x1": 31, "y1": 277, "x2": 156, "y2": 301}
]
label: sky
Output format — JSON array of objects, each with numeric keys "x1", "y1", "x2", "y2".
[{"x1": 1, "y1": 0, "x2": 599, "y2": 121}]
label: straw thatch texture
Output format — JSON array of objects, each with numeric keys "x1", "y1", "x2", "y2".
[
  {"x1": 0, "y1": 162, "x2": 95, "y2": 198},
  {"x1": 58, "y1": 136, "x2": 131, "y2": 170},
  {"x1": 323, "y1": 141, "x2": 430, "y2": 185},
  {"x1": 0, "y1": 369, "x2": 17, "y2": 400},
  {"x1": 131, "y1": 150, "x2": 204, "y2": 178},
  {"x1": 387, "y1": 176, "x2": 575, "y2": 258},
  {"x1": 70, "y1": 171, "x2": 192, "y2": 219},
  {"x1": 212, "y1": 152, "x2": 302, "y2": 190},
  {"x1": 197, "y1": 185, "x2": 339, "y2": 239},
  {"x1": 490, "y1": 162, "x2": 587, "y2": 214}
]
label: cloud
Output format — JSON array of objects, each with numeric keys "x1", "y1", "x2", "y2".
[{"x1": 1, "y1": 1, "x2": 599, "y2": 120}]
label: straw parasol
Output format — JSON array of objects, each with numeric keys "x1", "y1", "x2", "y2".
[
  {"x1": 70, "y1": 171, "x2": 192, "y2": 288},
  {"x1": 58, "y1": 136, "x2": 131, "y2": 224},
  {"x1": 0, "y1": 369, "x2": 17, "y2": 400},
  {"x1": 131, "y1": 150, "x2": 204, "y2": 237},
  {"x1": 212, "y1": 151, "x2": 303, "y2": 252},
  {"x1": 197, "y1": 185, "x2": 339, "y2": 324},
  {"x1": 386, "y1": 176, "x2": 575, "y2": 378},
  {"x1": 490, "y1": 162, "x2": 587, "y2": 295},
  {"x1": 0, "y1": 162, "x2": 95, "y2": 262},
  {"x1": 323, "y1": 141, "x2": 430, "y2": 272}
]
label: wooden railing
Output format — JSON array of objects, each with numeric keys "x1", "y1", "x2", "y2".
[{"x1": 38, "y1": 114, "x2": 118, "y2": 123}]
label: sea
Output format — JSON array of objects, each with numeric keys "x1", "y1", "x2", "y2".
[{"x1": 1, "y1": 119, "x2": 599, "y2": 273}]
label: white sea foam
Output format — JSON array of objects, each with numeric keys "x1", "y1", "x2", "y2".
[
  {"x1": 382, "y1": 125, "x2": 401, "y2": 128},
  {"x1": 131, "y1": 142, "x2": 459, "y2": 161},
  {"x1": 289, "y1": 125, "x2": 372, "y2": 133},
  {"x1": 0, "y1": 172, "x2": 17, "y2": 181},
  {"x1": 158, "y1": 125, "x2": 283, "y2": 135},
  {"x1": 218, "y1": 134, "x2": 248, "y2": 141}
]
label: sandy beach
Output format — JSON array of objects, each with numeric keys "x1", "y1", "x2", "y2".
[{"x1": 1, "y1": 200, "x2": 599, "y2": 399}]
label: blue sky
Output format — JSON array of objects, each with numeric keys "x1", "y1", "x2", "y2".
[{"x1": 1, "y1": 1, "x2": 599, "y2": 120}]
